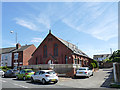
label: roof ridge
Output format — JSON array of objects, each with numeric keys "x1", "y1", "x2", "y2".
[{"x1": 52, "y1": 34, "x2": 89, "y2": 58}]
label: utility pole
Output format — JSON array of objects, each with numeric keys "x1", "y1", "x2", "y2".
[
  {"x1": 110, "y1": 48, "x2": 112, "y2": 55},
  {"x1": 10, "y1": 31, "x2": 17, "y2": 44}
]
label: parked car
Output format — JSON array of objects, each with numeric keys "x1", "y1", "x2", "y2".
[
  {"x1": 4, "y1": 69, "x2": 19, "y2": 78},
  {"x1": 31, "y1": 70, "x2": 58, "y2": 84},
  {"x1": 75, "y1": 67, "x2": 93, "y2": 77},
  {"x1": 0, "y1": 69, "x2": 4, "y2": 77},
  {"x1": 16, "y1": 69, "x2": 34, "y2": 80}
]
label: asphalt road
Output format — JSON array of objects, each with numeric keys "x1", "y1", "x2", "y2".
[{"x1": 0, "y1": 68, "x2": 117, "y2": 89}]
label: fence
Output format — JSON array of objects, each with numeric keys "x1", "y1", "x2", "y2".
[
  {"x1": 99, "y1": 62, "x2": 113, "y2": 68},
  {"x1": 20, "y1": 64, "x2": 81, "y2": 77},
  {"x1": 113, "y1": 63, "x2": 120, "y2": 83}
]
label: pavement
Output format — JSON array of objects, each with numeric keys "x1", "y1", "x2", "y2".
[{"x1": 0, "y1": 68, "x2": 118, "y2": 89}]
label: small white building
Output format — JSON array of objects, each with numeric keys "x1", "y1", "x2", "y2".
[
  {"x1": 0, "y1": 47, "x2": 16, "y2": 67},
  {"x1": 1, "y1": 53, "x2": 12, "y2": 67}
]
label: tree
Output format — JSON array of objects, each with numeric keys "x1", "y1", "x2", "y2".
[
  {"x1": 103, "y1": 57, "x2": 112, "y2": 62},
  {"x1": 110, "y1": 50, "x2": 120, "y2": 62}
]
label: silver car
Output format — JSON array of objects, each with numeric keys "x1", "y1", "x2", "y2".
[
  {"x1": 0, "y1": 69, "x2": 4, "y2": 77},
  {"x1": 76, "y1": 67, "x2": 93, "y2": 77},
  {"x1": 31, "y1": 70, "x2": 58, "y2": 84}
]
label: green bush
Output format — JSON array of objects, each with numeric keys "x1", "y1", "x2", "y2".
[
  {"x1": 93, "y1": 60, "x2": 99, "y2": 68},
  {"x1": 0, "y1": 66, "x2": 11, "y2": 72},
  {"x1": 112, "y1": 57, "x2": 120, "y2": 62},
  {"x1": 90, "y1": 63, "x2": 95, "y2": 69},
  {"x1": 90, "y1": 60, "x2": 99, "y2": 69}
]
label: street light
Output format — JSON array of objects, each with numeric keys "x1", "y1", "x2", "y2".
[{"x1": 10, "y1": 31, "x2": 17, "y2": 44}]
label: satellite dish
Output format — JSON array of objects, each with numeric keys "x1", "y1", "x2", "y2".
[{"x1": 10, "y1": 31, "x2": 13, "y2": 33}]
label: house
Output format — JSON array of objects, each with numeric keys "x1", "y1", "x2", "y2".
[
  {"x1": 93, "y1": 54, "x2": 112, "y2": 67},
  {"x1": 0, "y1": 43, "x2": 36, "y2": 69},
  {"x1": 93, "y1": 54, "x2": 112, "y2": 61},
  {"x1": 0, "y1": 47, "x2": 16, "y2": 67},
  {"x1": 29, "y1": 30, "x2": 92, "y2": 66}
]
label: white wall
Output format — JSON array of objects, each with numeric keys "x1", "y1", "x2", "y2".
[{"x1": 1, "y1": 53, "x2": 12, "y2": 67}]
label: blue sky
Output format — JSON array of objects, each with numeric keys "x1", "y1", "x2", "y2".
[{"x1": 2, "y1": 2, "x2": 118, "y2": 58}]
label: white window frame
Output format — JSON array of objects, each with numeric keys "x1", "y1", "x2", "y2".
[{"x1": 14, "y1": 53, "x2": 19, "y2": 60}]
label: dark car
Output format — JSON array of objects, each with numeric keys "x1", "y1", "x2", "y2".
[{"x1": 4, "y1": 69, "x2": 19, "y2": 78}]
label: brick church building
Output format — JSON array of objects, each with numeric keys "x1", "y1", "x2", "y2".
[{"x1": 29, "y1": 30, "x2": 93, "y2": 66}]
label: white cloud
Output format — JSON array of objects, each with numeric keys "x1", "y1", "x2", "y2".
[
  {"x1": 15, "y1": 18, "x2": 37, "y2": 30},
  {"x1": 36, "y1": 14, "x2": 51, "y2": 29},
  {"x1": 14, "y1": 2, "x2": 118, "y2": 41},
  {"x1": 31, "y1": 38, "x2": 43, "y2": 43},
  {"x1": 62, "y1": 2, "x2": 118, "y2": 41}
]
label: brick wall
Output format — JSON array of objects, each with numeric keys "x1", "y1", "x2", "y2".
[
  {"x1": 23, "y1": 45, "x2": 36, "y2": 66},
  {"x1": 29, "y1": 33, "x2": 92, "y2": 66},
  {"x1": 30, "y1": 33, "x2": 73, "y2": 65},
  {"x1": 0, "y1": 54, "x2": 1, "y2": 66},
  {"x1": 12, "y1": 51, "x2": 23, "y2": 68}
]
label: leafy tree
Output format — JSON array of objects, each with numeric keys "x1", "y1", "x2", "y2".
[
  {"x1": 110, "y1": 50, "x2": 120, "y2": 62},
  {"x1": 90, "y1": 60, "x2": 99, "y2": 69},
  {"x1": 103, "y1": 57, "x2": 112, "y2": 62}
]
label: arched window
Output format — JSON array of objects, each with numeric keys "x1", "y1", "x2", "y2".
[
  {"x1": 54, "y1": 44, "x2": 58, "y2": 56},
  {"x1": 47, "y1": 60, "x2": 53, "y2": 64},
  {"x1": 65, "y1": 55, "x2": 67, "y2": 64},
  {"x1": 43, "y1": 45, "x2": 47, "y2": 57},
  {"x1": 78, "y1": 58, "x2": 79, "y2": 64},
  {"x1": 36, "y1": 57, "x2": 38, "y2": 65}
]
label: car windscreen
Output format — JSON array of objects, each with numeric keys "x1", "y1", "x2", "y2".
[
  {"x1": 46, "y1": 71, "x2": 55, "y2": 74},
  {"x1": 27, "y1": 70, "x2": 33, "y2": 73},
  {"x1": 13, "y1": 70, "x2": 19, "y2": 73},
  {"x1": 79, "y1": 68, "x2": 87, "y2": 70}
]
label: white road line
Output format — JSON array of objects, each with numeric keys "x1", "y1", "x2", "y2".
[
  {"x1": 0, "y1": 80, "x2": 7, "y2": 82},
  {"x1": 13, "y1": 83, "x2": 28, "y2": 88},
  {"x1": 2, "y1": 80, "x2": 6, "y2": 82},
  {"x1": 1, "y1": 79, "x2": 28, "y2": 88}
]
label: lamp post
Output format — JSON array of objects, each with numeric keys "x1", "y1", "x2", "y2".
[
  {"x1": 10, "y1": 31, "x2": 17, "y2": 44},
  {"x1": 110, "y1": 48, "x2": 112, "y2": 55}
]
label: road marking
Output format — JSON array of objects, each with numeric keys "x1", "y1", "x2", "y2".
[
  {"x1": 0, "y1": 80, "x2": 7, "y2": 82},
  {"x1": 13, "y1": 83, "x2": 28, "y2": 88},
  {"x1": 2, "y1": 80, "x2": 6, "y2": 82},
  {"x1": 1, "y1": 79, "x2": 28, "y2": 88}
]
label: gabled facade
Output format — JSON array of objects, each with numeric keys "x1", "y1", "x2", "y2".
[{"x1": 29, "y1": 31, "x2": 92, "y2": 66}]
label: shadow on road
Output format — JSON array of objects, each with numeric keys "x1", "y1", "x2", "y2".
[
  {"x1": 72, "y1": 76, "x2": 88, "y2": 79},
  {"x1": 100, "y1": 69, "x2": 113, "y2": 88},
  {"x1": 12, "y1": 78, "x2": 30, "y2": 81},
  {"x1": 26, "y1": 81, "x2": 56, "y2": 85}
]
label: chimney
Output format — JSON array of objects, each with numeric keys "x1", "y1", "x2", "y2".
[
  {"x1": 49, "y1": 29, "x2": 51, "y2": 33},
  {"x1": 16, "y1": 43, "x2": 21, "y2": 49}
]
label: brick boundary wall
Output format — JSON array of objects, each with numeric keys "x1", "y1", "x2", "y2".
[{"x1": 113, "y1": 63, "x2": 120, "y2": 83}]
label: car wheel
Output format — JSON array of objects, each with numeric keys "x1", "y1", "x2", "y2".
[
  {"x1": 23, "y1": 76, "x2": 26, "y2": 81},
  {"x1": 16, "y1": 76, "x2": 19, "y2": 79},
  {"x1": 54, "y1": 81, "x2": 58, "y2": 84},
  {"x1": 42, "y1": 79, "x2": 46, "y2": 85},
  {"x1": 87, "y1": 73, "x2": 90, "y2": 78},
  {"x1": 3, "y1": 74, "x2": 6, "y2": 78},
  {"x1": 31, "y1": 77, "x2": 34, "y2": 82},
  {"x1": 73, "y1": 75, "x2": 76, "y2": 79},
  {"x1": 91, "y1": 72, "x2": 93, "y2": 76}
]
